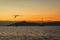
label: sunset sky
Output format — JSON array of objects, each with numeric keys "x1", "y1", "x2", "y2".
[{"x1": 0, "y1": 0, "x2": 60, "y2": 21}]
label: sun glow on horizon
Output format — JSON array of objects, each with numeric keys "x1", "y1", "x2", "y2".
[{"x1": 0, "y1": 15, "x2": 60, "y2": 22}]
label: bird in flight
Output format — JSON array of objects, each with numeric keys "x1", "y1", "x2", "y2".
[{"x1": 13, "y1": 15, "x2": 22, "y2": 19}]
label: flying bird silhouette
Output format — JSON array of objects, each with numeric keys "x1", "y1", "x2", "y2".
[{"x1": 13, "y1": 15, "x2": 22, "y2": 19}]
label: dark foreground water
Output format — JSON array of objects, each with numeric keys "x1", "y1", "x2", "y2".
[{"x1": 0, "y1": 26, "x2": 60, "y2": 40}]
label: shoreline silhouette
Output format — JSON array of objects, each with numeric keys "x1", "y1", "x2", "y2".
[
  {"x1": 7, "y1": 21, "x2": 60, "y2": 26},
  {"x1": 0, "y1": 21, "x2": 60, "y2": 26}
]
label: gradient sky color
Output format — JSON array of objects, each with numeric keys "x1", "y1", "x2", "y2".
[{"x1": 0, "y1": 0, "x2": 60, "y2": 21}]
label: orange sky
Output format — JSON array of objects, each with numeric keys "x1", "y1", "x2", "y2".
[
  {"x1": 0, "y1": 0, "x2": 60, "y2": 21},
  {"x1": 0, "y1": 16, "x2": 60, "y2": 22}
]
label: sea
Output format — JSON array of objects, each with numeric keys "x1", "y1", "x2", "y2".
[{"x1": 0, "y1": 26, "x2": 60, "y2": 40}]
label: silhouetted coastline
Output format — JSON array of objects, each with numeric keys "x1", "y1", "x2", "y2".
[
  {"x1": 8, "y1": 21, "x2": 60, "y2": 26},
  {"x1": 8, "y1": 21, "x2": 40, "y2": 26}
]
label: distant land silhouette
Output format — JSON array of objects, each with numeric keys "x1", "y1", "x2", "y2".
[
  {"x1": 8, "y1": 21, "x2": 40, "y2": 26},
  {"x1": 8, "y1": 21, "x2": 60, "y2": 26}
]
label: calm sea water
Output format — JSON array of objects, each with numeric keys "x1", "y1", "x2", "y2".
[{"x1": 0, "y1": 26, "x2": 60, "y2": 40}]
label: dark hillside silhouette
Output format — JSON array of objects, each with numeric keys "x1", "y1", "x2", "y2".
[
  {"x1": 8, "y1": 21, "x2": 60, "y2": 26},
  {"x1": 8, "y1": 21, "x2": 40, "y2": 26}
]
